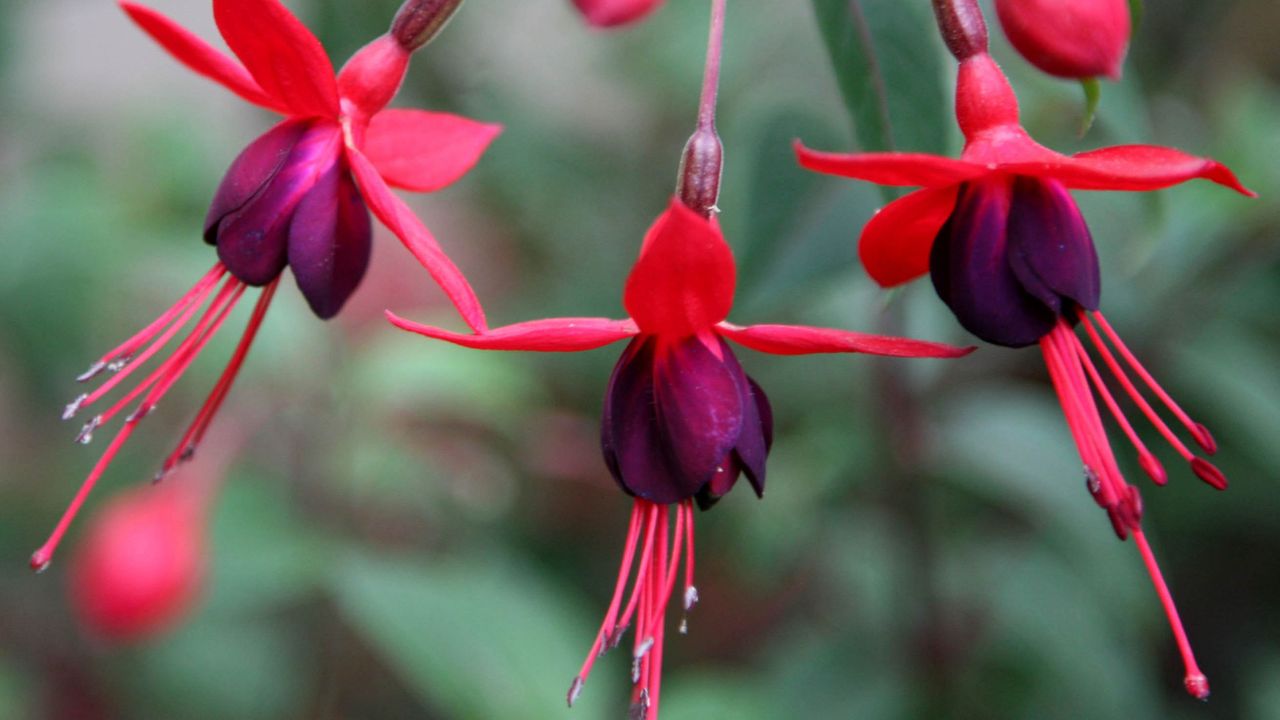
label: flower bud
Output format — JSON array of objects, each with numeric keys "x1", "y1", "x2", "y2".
[
  {"x1": 994, "y1": 0, "x2": 1130, "y2": 80},
  {"x1": 570, "y1": 0, "x2": 663, "y2": 29},
  {"x1": 68, "y1": 483, "x2": 207, "y2": 641},
  {"x1": 391, "y1": 0, "x2": 464, "y2": 52},
  {"x1": 675, "y1": 126, "x2": 723, "y2": 219}
]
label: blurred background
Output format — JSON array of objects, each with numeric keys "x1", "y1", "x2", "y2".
[{"x1": 0, "y1": 0, "x2": 1277, "y2": 718}]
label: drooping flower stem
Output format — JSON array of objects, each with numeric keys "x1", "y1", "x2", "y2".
[
  {"x1": 695, "y1": 0, "x2": 725, "y2": 132},
  {"x1": 676, "y1": 0, "x2": 726, "y2": 217}
]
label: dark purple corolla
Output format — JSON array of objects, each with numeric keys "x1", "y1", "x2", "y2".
[
  {"x1": 205, "y1": 118, "x2": 371, "y2": 318},
  {"x1": 602, "y1": 333, "x2": 772, "y2": 509},
  {"x1": 930, "y1": 176, "x2": 1099, "y2": 348}
]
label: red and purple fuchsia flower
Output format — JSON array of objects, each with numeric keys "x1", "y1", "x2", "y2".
[
  {"x1": 796, "y1": 0, "x2": 1254, "y2": 699},
  {"x1": 38, "y1": 0, "x2": 498, "y2": 571},
  {"x1": 390, "y1": 3, "x2": 970, "y2": 716}
]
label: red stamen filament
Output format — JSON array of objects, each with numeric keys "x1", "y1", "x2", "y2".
[
  {"x1": 34, "y1": 268, "x2": 280, "y2": 570},
  {"x1": 74, "y1": 263, "x2": 227, "y2": 383},
  {"x1": 568, "y1": 500, "x2": 695, "y2": 720},
  {"x1": 1134, "y1": 530, "x2": 1210, "y2": 700},
  {"x1": 1041, "y1": 321, "x2": 1210, "y2": 698},
  {"x1": 1091, "y1": 311, "x2": 1216, "y2": 454}
]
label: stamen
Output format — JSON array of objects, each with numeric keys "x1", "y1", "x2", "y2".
[
  {"x1": 62, "y1": 394, "x2": 88, "y2": 420},
  {"x1": 1090, "y1": 311, "x2": 1217, "y2": 454},
  {"x1": 31, "y1": 421, "x2": 142, "y2": 570},
  {"x1": 158, "y1": 281, "x2": 279, "y2": 478},
  {"x1": 1132, "y1": 530, "x2": 1209, "y2": 700},
  {"x1": 1071, "y1": 335, "x2": 1167, "y2": 485},
  {"x1": 75, "y1": 263, "x2": 226, "y2": 383},
  {"x1": 75, "y1": 275, "x2": 235, "y2": 423},
  {"x1": 76, "y1": 416, "x2": 101, "y2": 445}
]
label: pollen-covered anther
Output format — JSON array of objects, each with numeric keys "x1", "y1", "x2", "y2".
[
  {"x1": 566, "y1": 676, "x2": 585, "y2": 708},
  {"x1": 683, "y1": 584, "x2": 699, "y2": 612},
  {"x1": 1190, "y1": 458, "x2": 1228, "y2": 491},
  {"x1": 628, "y1": 688, "x2": 651, "y2": 720},
  {"x1": 76, "y1": 361, "x2": 107, "y2": 383},
  {"x1": 63, "y1": 394, "x2": 88, "y2": 421},
  {"x1": 76, "y1": 416, "x2": 102, "y2": 445},
  {"x1": 125, "y1": 403, "x2": 156, "y2": 424}
]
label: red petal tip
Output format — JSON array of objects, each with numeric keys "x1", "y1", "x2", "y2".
[{"x1": 1185, "y1": 673, "x2": 1210, "y2": 700}]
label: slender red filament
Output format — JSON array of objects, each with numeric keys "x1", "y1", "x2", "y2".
[
  {"x1": 568, "y1": 500, "x2": 696, "y2": 720},
  {"x1": 35, "y1": 267, "x2": 279, "y2": 570},
  {"x1": 1040, "y1": 321, "x2": 1209, "y2": 697}
]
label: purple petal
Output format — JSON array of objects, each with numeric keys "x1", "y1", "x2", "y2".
[
  {"x1": 287, "y1": 161, "x2": 372, "y2": 319},
  {"x1": 204, "y1": 119, "x2": 309, "y2": 244},
  {"x1": 212, "y1": 122, "x2": 343, "y2": 286},
  {"x1": 1006, "y1": 177, "x2": 1101, "y2": 314},
  {"x1": 929, "y1": 179, "x2": 1056, "y2": 348},
  {"x1": 735, "y1": 376, "x2": 773, "y2": 496},
  {"x1": 602, "y1": 335, "x2": 746, "y2": 505}
]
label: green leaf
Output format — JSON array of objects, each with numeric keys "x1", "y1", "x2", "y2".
[
  {"x1": 808, "y1": 0, "x2": 949, "y2": 156},
  {"x1": 332, "y1": 553, "x2": 620, "y2": 719},
  {"x1": 1079, "y1": 77, "x2": 1101, "y2": 137}
]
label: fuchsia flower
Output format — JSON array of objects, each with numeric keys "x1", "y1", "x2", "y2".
[
  {"x1": 391, "y1": 151, "x2": 970, "y2": 718},
  {"x1": 995, "y1": 0, "x2": 1131, "y2": 80},
  {"x1": 570, "y1": 0, "x2": 664, "y2": 28},
  {"x1": 39, "y1": 0, "x2": 497, "y2": 571},
  {"x1": 796, "y1": 0, "x2": 1254, "y2": 699}
]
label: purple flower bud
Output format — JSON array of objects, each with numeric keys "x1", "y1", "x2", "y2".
[
  {"x1": 601, "y1": 333, "x2": 772, "y2": 508},
  {"x1": 930, "y1": 176, "x2": 1099, "y2": 347}
]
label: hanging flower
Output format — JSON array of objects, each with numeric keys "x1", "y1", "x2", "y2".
[
  {"x1": 391, "y1": 187, "x2": 971, "y2": 716},
  {"x1": 39, "y1": 0, "x2": 498, "y2": 571},
  {"x1": 795, "y1": 0, "x2": 1253, "y2": 699}
]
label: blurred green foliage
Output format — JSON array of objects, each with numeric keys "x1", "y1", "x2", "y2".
[{"x1": 1, "y1": 1, "x2": 1277, "y2": 719}]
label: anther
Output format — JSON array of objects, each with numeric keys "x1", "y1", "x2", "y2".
[
  {"x1": 107, "y1": 356, "x2": 131, "y2": 373},
  {"x1": 566, "y1": 676, "x2": 584, "y2": 708},
  {"x1": 683, "y1": 584, "x2": 699, "y2": 612},
  {"x1": 125, "y1": 404, "x2": 155, "y2": 424},
  {"x1": 631, "y1": 636, "x2": 654, "y2": 682},
  {"x1": 76, "y1": 361, "x2": 107, "y2": 383},
  {"x1": 76, "y1": 416, "x2": 102, "y2": 445},
  {"x1": 628, "y1": 688, "x2": 651, "y2": 720},
  {"x1": 1190, "y1": 458, "x2": 1228, "y2": 491},
  {"x1": 29, "y1": 549, "x2": 52, "y2": 573},
  {"x1": 1084, "y1": 466, "x2": 1102, "y2": 499},
  {"x1": 1184, "y1": 672, "x2": 1210, "y2": 700},
  {"x1": 1138, "y1": 452, "x2": 1168, "y2": 487},
  {"x1": 63, "y1": 394, "x2": 88, "y2": 421},
  {"x1": 1191, "y1": 423, "x2": 1217, "y2": 455}
]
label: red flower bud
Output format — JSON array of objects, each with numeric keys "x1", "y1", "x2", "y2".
[
  {"x1": 68, "y1": 483, "x2": 207, "y2": 641},
  {"x1": 390, "y1": 0, "x2": 464, "y2": 52},
  {"x1": 994, "y1": 0, "x2": 1130, "y2": 80},
  {"x1": 570, "y1": 0, "x2": 663, "y2": 28}
]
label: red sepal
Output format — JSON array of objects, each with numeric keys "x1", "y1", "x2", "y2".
[
  {"x1": 859, "y1": 186, "x2": 959, "y2": 288},
  {"x1": 624, "y1": 198, "x2": 735, "y2": 337},
  {"x1": 213, "y1": 0, "x2": 339, "y2": 119},
  {"x1": 387, "y1": 314, "x2": 638, "y2": 351},
  {"x1": 795, "y1": 141, "x2": 985, "y2": 188},
  {"x1": 119, "y1": 2, "x2": 284, "y2": 113},
  {"x1": 1009, "y1": 145, "x2": 1256, "y2": 196},
  {"x1": 363, "y1": 110, "x2": 502, "y2": 193},
  {"x1": 348, "y1": 147, "x2": 487, "y2": 332},
  {"x1": 716, "y1": 322, "x2": 974, "y2": 358}
]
